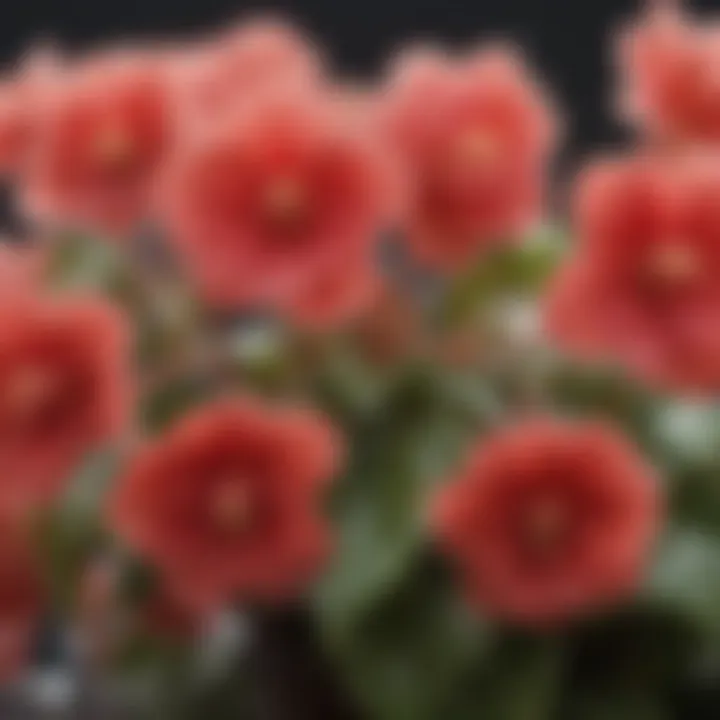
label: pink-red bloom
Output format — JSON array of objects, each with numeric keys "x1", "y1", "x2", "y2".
[
  {"x1": 546, "y1": 155, "x2": 720, "y2": 392},
  {"x1": 0, "y1": 243, "x2": 45, "y2": 297},
  {"x1": 618, "y1": 2, "x2": 720, "y2": 145},
  {"x1": 0, "y1": 83, "x2": 36, "y2": 177},
  {"x1": 24, "y1": 53, "x2": 172, "y2": 236},
  {"x1": 161, "y1": 89, "x2": 393, "y2": 307},
  {"x1": 109, "y1": 398, "x2": 342, "y2": 610},
  {"x1": 171, "y1": 18, "x2": 323, "y2": 121},
  {"x1": 382, "y1": 45, "x2": 557, "y2": 269},
  {"x1": 433, "y1": 418, "x2": 660, "y2": 626},
  {"x1": 0, "y1": 295, "x2": 132, "y2": 506},
  {"x1": 0, "y1": 46, "x2": 61, "y2": 176}
]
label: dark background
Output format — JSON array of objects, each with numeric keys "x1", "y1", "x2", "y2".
[{"x1": 3, "y1": 0, "x2": 720, "y2": 163}]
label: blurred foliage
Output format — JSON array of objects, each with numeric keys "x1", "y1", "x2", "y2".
[
  {"x1": 438, "y1": 224, "x2": 568, "y2": 329},
  {"x1": 35, "y1": 227, "x2": 720, "y2": 719},
  {"x1": 309, "y1": 228, "x2": 720, "y2": 719}
]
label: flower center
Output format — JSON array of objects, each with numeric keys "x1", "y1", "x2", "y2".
[
  {"x1": 523, "y1": 498, "x2": 567, "y2": 555},
  {"x1": 3, "y1": 366, "x2": 59, "y2": 423},
  {"x1": 646, "y1": 243, "x2": 699, "y2": 287},
  {"x1": 452, "y1": 129, "x2": 499, "y2": 170},
  {"x1": 210, "y1": 481, "x2": 252, "y2": 533},
  {"x1": 94, "y1": 124, "x2": 135, "y2": 172},
  {"x1": 263, "y1": 177, "x2": 307, "y2": 228}
]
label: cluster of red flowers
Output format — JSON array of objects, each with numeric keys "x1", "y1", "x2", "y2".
[
  {"x1": 548, "y1": 1, "x2": 720, "y2": 393},
  {"x1": 0, "y1": 246, "x2": 131, "y2": 678},
  {"x1": 0, "y1": 18, "x2": 558, "y2": 326},
  {"x1": 2, "y1": 0, "x2": 717, "y2": 680}
]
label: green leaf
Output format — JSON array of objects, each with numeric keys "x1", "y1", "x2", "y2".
[
  {"x1": 644, "y1": 527, "x2": 720, "y2": 635},
  {"x1": 545, "y1": 361, "x2": 658, "y2": 444},
  {"x1": 311, "y1": 338, "x2": 399, "y2": 420},
  {"x1": 314, "y1": 373, "x2": 476, "y2": 645},
  {"x1": 324, "y1": 558, "x2": 492, "y2": 720},
  {"x1": 446, "y1": 633, "x2": 566, "y2": 720},
  {"x1": 312, "y1": 367, "x2": 505, "y2": 720},
  {"x1": 646, "y1": 402, "x2": 720, "y2": 534},
  {"x1": 559, "y1": 608, "x2": 692, "y2": 720},
  {"x1": 438, "y1": 225, "x2": 568, "y2": 329},
  {"x1": 141, "y1": 374, "x2": 211, "y2": 433},
  {"x1": 661, "y1": 460, "x2": 720, "y2": 537},
  {"x1": 45, "y1": 232, "x2": 123, "y2": 292},
  {"x1": 38, "y1": 447, "x2": 122, "y2": 609},
  {"x1": 433, "y1": 370, "x2": 506, "y2": 425},
  {"x1": 562, "y1": 691, "x2": 668, "y2": 720},
  {"x1": 651, "y1": 402, "x2": 720, "y2": 467},
  {"x1": 62, "y1": 446, "x2": 122, "y2": 519}
]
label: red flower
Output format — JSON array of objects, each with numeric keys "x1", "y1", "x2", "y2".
[
  {"x1": 24, "y1": 53, "x2": 172, "y2": 236},
  {"x1": 172, "y1": 18, "x2": 323, "y2": 121},
  {"x1": 0, "y1": 84, "x2": 37, "y2": 177},
  {"x1": 109, "y1": 398, "x2": 342, "y2": 610},
  {"x1": 0, "y1": 295, "x2": 132, "y2": 506},
  {"x1": 161, "y1": 89, "x2": 393, "y2": 307},
  {"x1": 618, "y1": 3, "x2": 720, "y2": 145},
  {"x1": 382, "y1": 45, "x2": 557, "y2": 269},
  {"x1": 0, "y1": 46, "x2": 61, "y2": 176},
  {"x1": 546, "y1": 155, "x2": 720, "y2": 392},
  {"x1": 0, "y1": 243, "x2": 45, "y2": 297},
  {"x1": 433, "y1": 419, "x2": 660, "y2": 625}
]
